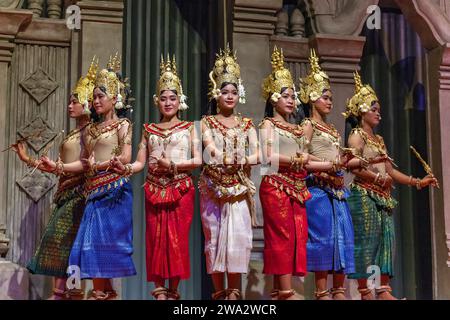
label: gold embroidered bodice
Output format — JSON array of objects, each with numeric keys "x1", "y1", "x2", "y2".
[
  {"x1": 350, "y1": 128, "x2": 387, "y2": 176},
  {"x1": 202, "y1": 115, "x2": 255, "y2": 166},
  {"x1": 84, "y1": 118, "x2": 132, "y2": 162},
  {"x1": 262, "y1": 118, "x2": 306, "y2": 158},
  {"x1": 143, "y1": 121, "x2": 193, "y2": 165},
  {"x1": 59, "y1": 125, "x2": 88, "y2": 164},
  {"x1": 303, "y1": 118, "x2": 341, "y2": 161}
]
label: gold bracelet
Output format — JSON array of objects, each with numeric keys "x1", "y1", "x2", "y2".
[
  {"x1": 26, "y1": 157, "x2": 38, "y2": 168},
  {"x1": 89, "y1": 162, "x2": 99, "y2": 176},
  {"x1": 123, "y1": 163, "x2": 133, "y2": 177},
  {"x1": 173, "y1": 163, "x2": 178, "y2": 176},
  {"x1": 416, "y1": 178, "x2": 422, "y2": 190},
  {"x1": 138, "y1": 142, "x2": 147, "y2": 150},
  {"x1": 332, "y1": 160, "x2": 340, "y2": 172},
  {"x1": 381, "y1": 175, "x2": 387, "y2": 187},
  {"x1": 374, "y1": 173, "x2": 381, "y2": 184},
  {"x1": 53, "y1": 160, "x2": 64, "y2": 176},
  {"x1": 360, "y1": 159, "x2": 369, "y2": 170},
  {"x1": 169, "y1": 161, "x2": 176, "y2": 175},
  {"x1": 290, "y1": 156, "x2": 295, "y2": 170}
]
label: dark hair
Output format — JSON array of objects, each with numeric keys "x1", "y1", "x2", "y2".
[
  {"x1": 160, "y1": 89, "x2": 178, "y2": 96},
  {"x1": 207, "y1": 82, "x2": 238, "y2": 115},
  {"x1": 89, "y1": 104, "x2": 100, "y2": 123}
]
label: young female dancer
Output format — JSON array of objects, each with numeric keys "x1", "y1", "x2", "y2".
[
  {"x1": 41, "y1": 55, "x2": 136, "y2": 300},
  {"x1": 199, "y1": 46, "x2": 259, "y2": 300},
  {"x1": 112, "y1": 55, "x2": 201, "y2": 300},
  {"x1": 300, "y1": 50, "x2": 355, "y2": 300},
  {"x1": 260, "y1": 47, "x2": 344, "y2": 300},
  {"x1": 344, "y1": 72, "x2": 437, "y2": 300}
]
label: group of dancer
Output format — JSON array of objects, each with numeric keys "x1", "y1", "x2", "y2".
[{"x1": 10, "y1": 45, "x2": 437, "y2": 301}]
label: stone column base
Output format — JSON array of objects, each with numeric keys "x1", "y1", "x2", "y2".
[{"x1": 0, "y1": 260, "x2": 30, "y2": 300}]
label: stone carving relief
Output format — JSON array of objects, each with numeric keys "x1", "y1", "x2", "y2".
[
  {"x1": 16, "y1": 170, "x2": 55, "y2": 203},
  {"x1": 17, "y1": 117, "x2": 57, "y2": 153},
  {"x1": 395, "y1": 0, "x2": 450, "y2": 49},
  {"x1": 20, "y1": 68, "x2": 59, "y2": 104},
  {"x1": 0, "y1": 224, "x2": 10, "y2": 258},
  {"x1": 47, "y1": 0, "x2": 62, "y2": 19},
  {"x1": 0, "y1": 0, "x2": 24, "y2": 8},
  {"x1": 27, "y1": 0, "x2": 44, "y2": 17},
  {"x1": 275, "y1": 7, "x2": 305, "y2": 37},
  {"x1": 300, "y1": 0, "x2": 379, "y2": 36}
]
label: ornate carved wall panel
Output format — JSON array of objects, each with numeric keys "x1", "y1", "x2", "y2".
[{"x1": 5, "y1": 43, "x2": 69, "y2": 265}]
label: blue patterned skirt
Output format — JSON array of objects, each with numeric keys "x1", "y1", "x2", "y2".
[
  {"x1": 68, "y1": 173, "x2": 136, "y2": 279},
  {"x1": 305, "y1": 175, "x2": 355, "y2": 274}
]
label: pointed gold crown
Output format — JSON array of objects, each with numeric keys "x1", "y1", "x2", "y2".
[
  {"x1": 343, "y1": 71, "x2": 379, "y2": 118},
  {"x1": 154, "y1": 54, "x2": 188, "y2": 110},
  {"x1": 156, "y1": 54, "x2": 183, "y2": 95},
  {"x1": 209, "y1": 44, "x2": 245, "y2": 103},
  {"x1": 95, "y1": 52, "x2": 123, "y2": 97},
  {"x1": 299, "y1": 49, "x2": 331, "y2": 104},
  {"x1": 72, "y1": 56, "x2": 98, "y2": 108},
  {"x1": 262, "y1": 46, "x2": 295, "y2": 101}
]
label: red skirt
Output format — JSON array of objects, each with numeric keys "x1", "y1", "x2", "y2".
[
  {"x1": 260, "y1": 175, "x2": 309, "y2": 276},
  {"x1": 144, "y1": 176, "x2": 195, "y2": 282}
]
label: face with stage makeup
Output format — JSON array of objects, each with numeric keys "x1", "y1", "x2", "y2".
[
  {"x1": 93, "y1": 87, "x2": 117, "y2": 116},
  {"x1": 312, "y1": 89, "x2": 333, "y2": 117},
  {"x1": 273, "y1": 88, "x2": 296, "y2": 117},
  {"x1": 217, "y1": 83, "x2": 239, "y2": 112},
  {"x1": 158, "y1": 90, "x2": 180, "y2": 118},
  {"x1": 361, "y1": 101, "x2": 381, "y2": 128},
  {"x1": 67, "y1": 94, "x2": 87, "y2": 119}
]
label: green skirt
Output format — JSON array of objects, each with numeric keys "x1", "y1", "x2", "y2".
[
  {"x1": 27, "y1": 187, "x2": 85, "y2": 277},
  {"x1": 347, "y1": 184, "x2": 397, "y2": 279}
]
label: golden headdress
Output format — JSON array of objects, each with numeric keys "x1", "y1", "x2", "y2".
[
  {"x1": 343, "y1": 71, "x2": 379, "y2": 118},
  {"x1": 262, "y1": 46, "x2": 300, "y2": 105},
  {"x1": 72, "y1": 56, "x2": 98, "y2": 115},
  {"x1": 209, "y1": 44, "x2": 246, "y2": 104},
  {"x1": 153, "y1": 54, "x2": 188, "y2": 111},
  {"x1": 95, "y1": 53, "x2": 130, "y2": 110},
  {"x1": 299, "y1": 49, "x2": 331, "y2": 104}
]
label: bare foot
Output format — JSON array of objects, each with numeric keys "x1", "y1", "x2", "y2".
[
  {"x1": 377, "y1": 291, "x2": 399, "y2": 300},
  {"x1": 361, "y1": 292, "x2": 375, "y2": 300},
  {"x1": 226, "y1": 289, "x2": 241, "y2": 300},
  {"x1": 332, "y1": 292, "x2": 347, "y2": 300},
  {"x1": 315, "y1": 290, "x2": 331, "y2": 300},
  {"x1": 156, "y1": 293, "x2": 167, "y2": 300}
]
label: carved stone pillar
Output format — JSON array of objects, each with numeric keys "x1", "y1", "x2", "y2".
[
  {"x1": 395, "y1": 0, "x2": 450, "y2": 299},
  {"x1": 27, "y1": 0, "x2": 44, "y2": 17},
  {"x1": 0, "y1": 9, "x2": 33, "y2": 259},
  {"x1": 47, "y1": 0, "x2": 63, "y2": 19},
  {"x1": 426, "y1": 44, "x2": 450, "y2": 299},
  {"x1": 71, "y1": 0, "x2": 124, "y2": 94},
  {"x1": 303, "y1": 0, "x2": 379, "y2": 36}
]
